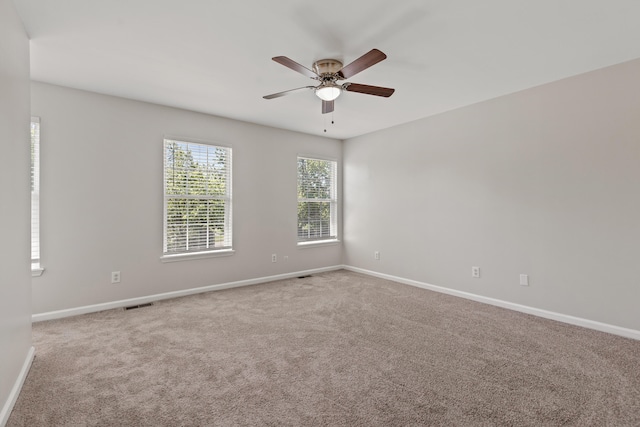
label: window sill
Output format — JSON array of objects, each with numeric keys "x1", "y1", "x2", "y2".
[
  {"x1": 160, "y1": 249, "x2": 235, "y2": 263},
  {"x1": 297, "y1": 239, "x2": 341, "y2": 249},
  {"x1": 32, "y1": 267, "x2": 45, "y2": 277}
]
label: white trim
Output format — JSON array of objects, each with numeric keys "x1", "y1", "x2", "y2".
[
  {"x1": 31, "y1": 264, "x2": 639, "y2": 340},
  {"x1": 297, "y1": 153, "x2": 339, "y2": 163},
  {"x1": 163, "y1": 138, "x2": 233, "y2": 255},
  {"x1": 0, "y1": 346, "x2": 35, "y2": 427},
  {"x1": 297, "y1": 240, "x2": 341, "y2": 248},
  {"x1": 297, "y1": 156, "x2": 338, "y2": 243},
  {"x1": 32, "y1": 265, "x2": 343, "y2": 322},
  {"x1": 160, "y1": 249, "x2": 235, "y2": 263},
  {"x1": 343, "y1": 265, "x2": 640, "y2": 341},
  {"x1": 163, "y1": 134, "x2": 232, "y2": 150}
]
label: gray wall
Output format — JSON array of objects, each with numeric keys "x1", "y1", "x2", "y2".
[
  {"x1": 31, "y1": 82, "x2": 342, "y2": 314},
  {"x1": 344, "y1": 58, "x2": 640, "y2": 331},
  {"x1": 28, "y1": 52, "x2": 640, "y2": 333},
  {"x1": 0, "y1": 0, "x2": 32, "y2": 421}
]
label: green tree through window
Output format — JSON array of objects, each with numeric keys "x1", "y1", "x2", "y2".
[
  {"x1": 164, "y1": 139, "x2": 232, "y2": 255},
  {"x1": 297, "y1": 157, "x2": 337, "y2": 242}
]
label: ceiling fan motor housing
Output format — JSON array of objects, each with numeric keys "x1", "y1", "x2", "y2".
[{"x1": 312, "y1": 59, "x2": 343, "y2": 77}]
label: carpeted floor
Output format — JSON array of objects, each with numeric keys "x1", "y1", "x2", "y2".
[{"x1": 8, "y1": 270, "x2": 640, "y2": 426}]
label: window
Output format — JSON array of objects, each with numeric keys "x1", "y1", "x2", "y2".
[
  {"x1": 163, "y1": 139, "x2": 232, "y2": 258},
  {"x1": 297, "y1": 157, "x2": 338, "y2": 243},
  {"x1": 31, "y1": 117, "x2": 43, "y2": 274}
]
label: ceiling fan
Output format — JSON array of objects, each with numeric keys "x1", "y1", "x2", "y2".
[{"x1": 263, "y1": 48, "x2": 395, "y2": 114}]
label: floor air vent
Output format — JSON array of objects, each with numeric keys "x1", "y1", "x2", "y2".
[{"x1": 124, "y1": 302, "x2": 154, "y2": 311}]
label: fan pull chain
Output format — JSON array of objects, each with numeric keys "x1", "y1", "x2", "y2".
[
  {"x1": 323, "y1": 111, "x2": 335, "y2": 133},
  {"x1": 323, "y1": 112, "x2": 336, "y2": 133}
]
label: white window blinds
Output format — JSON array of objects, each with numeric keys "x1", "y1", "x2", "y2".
[
  {"x1": 163, "y1": 139, "x2": 232, "y2": 255},
  {"x1": 297, "y1": 157, "x2": 337, "y2": 242},
  {"x1": 31, "y1": 117, "x2": 41, "y2": 268}
]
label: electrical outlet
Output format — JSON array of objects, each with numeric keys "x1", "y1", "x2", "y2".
[
  {"x1": 374, "y1": 251, "x2": 380, "y2": 260},
  {"x1": 271, "y1": 254, "x2": 277, "y2": 263},
  {"x1": 472, "y1": 266, "x2": 480, "y2": 278},
  {"x1": 284, "y1": 255, "x2": 289, "y2": 262},
  {"x1": 520, "y1": 274, "x2": 529, "y2": 286},
  {"x1": 111, "y1": 271, "x2": 121, "y2": 284}
]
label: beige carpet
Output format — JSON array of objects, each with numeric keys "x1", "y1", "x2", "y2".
[{"x1": 8, "y1": 270, "x2": 640, "y2": 426}]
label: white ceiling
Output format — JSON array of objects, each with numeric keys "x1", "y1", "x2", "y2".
[{"x1": 13, "y1": 0, "x2": 640, "y2": 139}]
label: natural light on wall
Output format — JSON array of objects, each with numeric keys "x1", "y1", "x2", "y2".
[
  {"x1": 297, "y1": 157, "x2": 338, "y2": 244},
  {"x1": 162, "y1": 139, "x2": 233, "y2": 260},
  {"x1": 31, "y1": 117, "x2": 43, "y2": 275}
]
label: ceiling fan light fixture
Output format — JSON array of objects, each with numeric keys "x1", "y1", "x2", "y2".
[{"x1": 315, "y1": 84, "x2": 342, "y2": 101}]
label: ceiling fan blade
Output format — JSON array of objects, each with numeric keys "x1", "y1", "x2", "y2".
[
  {"x1": 337, "y1": 49, "x2": 387, "y2": 79},
  {"x1": 344, "y1": 83, "x2": 395, "y2": 97},
  {"x1": 263, "y1": 86, "x2": 315, "y2": 100},
  {"x1": 272, "y1": 56, "x2": 318, "y2": 78},
  {"x1": 322, "y1": 100, "x2": 334, "y2": 114}
]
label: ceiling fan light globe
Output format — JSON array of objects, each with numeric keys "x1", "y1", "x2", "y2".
[{"x1": 316, "y1": 86, "x2": 341, "y2": 101}]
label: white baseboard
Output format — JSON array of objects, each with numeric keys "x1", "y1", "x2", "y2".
[
  {"x1": 344, "y1": 265, "x2": 640, "y2": 341},
  {"x1": 0, "y1": 346, "x2": 35, "y2": 427},
  {"x1": 32, "y1": 264, "x2": 640, "y2": 341},
  {"x1": 32, "y1": 265, "x2": 343, "y2": 322}
]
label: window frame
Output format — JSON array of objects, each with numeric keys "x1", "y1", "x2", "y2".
[
  {"x1": 161, "y1": 138, "x2": 233, "y2": 262},
  {"x1": 296, "y1": 155, "x2": 339, "y2": 246},
  {"x1": 31, "y1": 117, "x2": 44, "y2": 276}
]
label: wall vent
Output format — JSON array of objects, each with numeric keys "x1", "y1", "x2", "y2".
[{"x1": 123, "y1": 302, "x2": 154, "y2": 311}]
